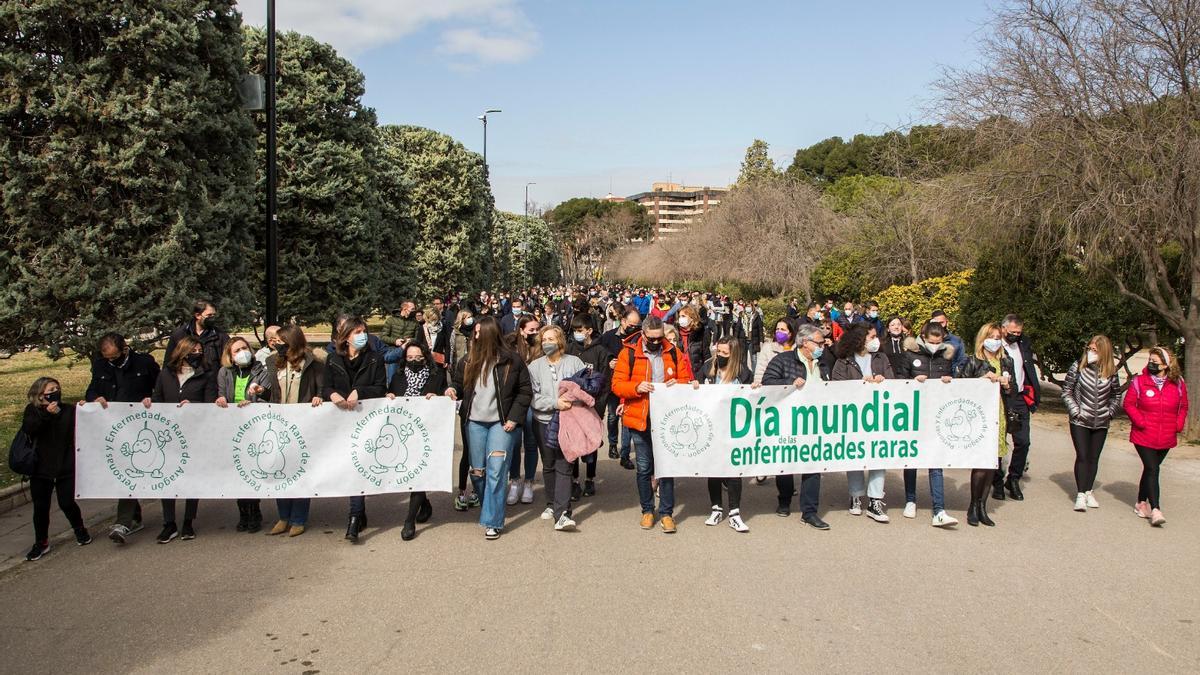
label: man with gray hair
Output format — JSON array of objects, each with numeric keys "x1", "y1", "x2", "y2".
[
  {"x1": 995, "y1": 313, "x2": 1041, "y2": 501},
  {"x1": 762, "y1": 322, "x2": 830, "y2": 530}
]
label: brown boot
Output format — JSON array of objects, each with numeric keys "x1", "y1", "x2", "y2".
[{"x1": 268, "y1": 520, "x2": 288, "y2": 536}]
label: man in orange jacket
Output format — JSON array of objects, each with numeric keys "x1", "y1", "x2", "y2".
[{"x1": 611, "y1": 315, "x2": 697, "y2": 533}]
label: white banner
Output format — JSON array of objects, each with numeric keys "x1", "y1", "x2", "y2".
[
  {"x1": 75, "y1": 398, "x2": 455, "y2": 499},
  {"x1": 648, "y1": 379, "x2": 1000, "y2": 478}
]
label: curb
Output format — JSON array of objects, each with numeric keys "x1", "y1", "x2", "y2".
[{"x1": 0, "y1": 482, "x2": 31, "y2": 516}]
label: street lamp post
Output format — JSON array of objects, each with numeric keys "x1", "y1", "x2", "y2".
[
  {"x1": 265, "y1": 0, "x2": 279, "y2": 326},
  {"x1": 477, "y1": 108, "x2": 502, "y2": 171},
  {"x1": 524, "y1": 182, "x2": 536, "y2": 218}
]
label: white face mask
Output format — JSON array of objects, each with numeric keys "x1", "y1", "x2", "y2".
[
  {"x1": 1086, "y1": 351, "x2": 1099, "y2": 365},
  {"x1": 866, "y1": 338, "x2": 880, "y2": 354},
  {"x1": 983, "y1": 338, "x2": 1003, "y2": 353},
  {"x1": 233, "y1": 350, "x2": 253, "y2": 367},
  {"x1": 678, "y1": 316, "x2": 691, "y2": 328}
]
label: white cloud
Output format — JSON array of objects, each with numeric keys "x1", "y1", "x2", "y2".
[{"x1": 237, "y1": 0, "x2": 539, "y2": 64}]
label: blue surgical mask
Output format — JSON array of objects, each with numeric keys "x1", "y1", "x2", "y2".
[
  {"x1": 811, "y1": 346, "x2": 825, "y2": 359},
  {"x1": 573, "y1": 332, "x2": 586, "y2": 343},
  {"x1": 351, "y1": 333, "x2": 369, "y2": 350}
]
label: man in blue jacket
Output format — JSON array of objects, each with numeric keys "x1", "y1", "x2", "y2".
[{"x1": 930, "y1": 310, "x2": 966, "y2": 373}]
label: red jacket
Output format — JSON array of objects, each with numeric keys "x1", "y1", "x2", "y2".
[
  {"x1": 611, "y1": 333, "x2": 695, "y2": 432},
  {"x1": 1124, "y1": 370, "x2": 1188, "y2": 450}
]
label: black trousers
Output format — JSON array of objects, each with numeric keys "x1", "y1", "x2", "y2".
[
  {"x1": 776, "y1": 473, "x2": 820, "y2": 516},
  {"x1": 707, "y1": 477, "x2": 743, "y2": 511},
  {"x1": 161, "y1": 499, "x2": 198, "y2": 525},
  {"x1": 1070, "y1": 424, "x2": 1108, "y2": 492},
  {"x1": 1135, "y1": 445, "x2": 1170, "y2": 510},
  {"x1": 30, "y1": 475, "x2": 83, "y2": 543},
  {"x1": 996, "y1": 403, "x2": 1032, "y2": 484}
]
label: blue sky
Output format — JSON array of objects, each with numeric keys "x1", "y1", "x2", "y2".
[{"x1": 239, "y1": 1, "x2": 993, "y2": 213}]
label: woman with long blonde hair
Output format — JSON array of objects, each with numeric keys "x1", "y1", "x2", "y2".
[{"x1": 1060, "y1": 335, "x2": 1122, "y2": 512}]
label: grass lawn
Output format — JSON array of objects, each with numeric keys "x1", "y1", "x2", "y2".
[{"x1": 0, "y1": 319, "x2": 386, "y2": 488}]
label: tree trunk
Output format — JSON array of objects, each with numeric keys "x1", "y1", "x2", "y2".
[{"x1": 1184, "y1": 331, "x2": 1200, "y2": 440}]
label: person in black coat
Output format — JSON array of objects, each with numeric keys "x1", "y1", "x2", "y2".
[
  {"x1": 762, "y1": 323, "x2": 830, "y2": 530},
  {"x1": 696, "y1": 337, "x2": 756, "y2": 532},
  {"x1": 143, "y1": 336, "x2": 218, "y2": 544},
  {"x1": 599, "y1": 307, "x2": 642, "y2": 465},
  {"x1": 81, "y1": 333, "x2": 159, "y2": 544},
  {"x1": 21, "y1": 377, "x2": 89, "y2": 561},
  {"x1": 880, "y1": 317, "x2": 911, "y2": 377},
  {"x1": 997, "y1": 314, "x2": 1041, "y2": 498},
  {"x1": 323, "y1": 317, "x2": 388, "y2": 542},
  {"x1": 384, "y1": 342, "x2": 446, "y2": 541},
  {"x1": 163, "y1": 298, "x2": 229, "y2": 372}
]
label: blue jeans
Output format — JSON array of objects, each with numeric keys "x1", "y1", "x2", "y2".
[
  {"x1": 903, "y1": 468, "x2": 945, "y2": 512},
  {"x1": 606, "y1": 396, "x2": 631, "y2": 460},
  {"x1": 276, "y1": 498, "x2": 311, "y2": 526},
  {"x1": 467, "y1": 420, "x2": 517, "y2": 530},
  {"x1": 631, "y1": 428, "x2": 674, "y2": 515},
  {"x1": 382, "y1": 346, "x2": 406, "y2": 383},
  {"x1": 509, "y1": 406, "x2": 540, "y2": 481},
  {"x1": 847, "y1": 470, "x2": 886, "y2": 499}
]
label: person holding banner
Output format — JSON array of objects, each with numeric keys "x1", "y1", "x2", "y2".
[
  {"x1": 612, "y1": 315, "x2": 696, "y2": 533},
  {"x1": 896, "y1": 321, "x2": 957, "y2": 526},
  {"x1": 385, "y1": 342, "x2": 444, "y2": 541},
  {"x1": 263, "y1": 325, "x2": 324, "y2": 537},
  {"x1": 322, "y1": 317, "x2": 388, "y2": 543},
  {"x1": 216, "y1": 337, "x2": 272, "y2": 534},
  {"x1": 529, "y1": 325, "x2": 587, "y2": 531},
  {"x1": 832, "y1": 323, "x2": 902, "y2": 524},
  {"x1": 697, "y1": 337, "x2": 755, "y2": 533},
  {"x1": 762, "y1": 323, "x2": 830, "y2": 530},
  {"x1": 144, "y1": 336, "x2": 218, "y2": 543},
  {"x1": 955, "y1": 322, "x2": 1016, "y2": 527},
  {"x1": 82, "y1": 333, "x2": 159, "y2": 545},
  {"x1": 21, "y1": 377, "x2": 90, "y2": 561},
  {"x1": 447, "y1": 315, "x2": 533, "y2": 540}
]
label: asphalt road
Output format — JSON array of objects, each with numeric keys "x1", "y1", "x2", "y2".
[{"x1": 0, "y1": 417, "x2": 1197, "y2": 674}]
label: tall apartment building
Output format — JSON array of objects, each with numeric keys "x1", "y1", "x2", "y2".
[{"x1": 626, "y1": 182, "x2": 728, "y2": 237}]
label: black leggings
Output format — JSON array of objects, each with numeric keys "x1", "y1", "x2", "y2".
[
  {"x1": 970, "y1": 468, "x2": 993, "y2": 502},
  {"x1": 707, "y1": 477, "x2": 743, "y2": 511},
  {"x1": 1135, "y1": 445, "x2": 1170, "y2": 510},
  {"x1": 457, "y1": 419, "x2": 470, "y2": 492},
  {"x1": 571, "y1": 457, "x2": 597, "y2": 480},
  {"x1": 1070, "y1": 424, "x2": 1108, "y2": 492},
  {"x1": 30, "y1": 475, "x2": 84, "y2": 543}
]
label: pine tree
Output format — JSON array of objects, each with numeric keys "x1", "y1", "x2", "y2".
[
  {"x1": 0, "y1": 0, "x2": 257, "y2": 356},
  {"x1": 737, "y1": 139, "x2": 779, "y2": 185},
  {"x1": 242, "y1": 27, "x2": 385, "y2": 323}
]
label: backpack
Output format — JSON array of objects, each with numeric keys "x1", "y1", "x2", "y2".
[{"x1": 8, "y1": 430, "x2": 38, "y2": 477}]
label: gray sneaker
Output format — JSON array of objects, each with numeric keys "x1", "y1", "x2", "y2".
[
  {"x1": 554, "y1": 514, "x2": 577, "y2": 531},
  {"x1": 108, "y1": 524, "x2": 130, "y2": 545}
]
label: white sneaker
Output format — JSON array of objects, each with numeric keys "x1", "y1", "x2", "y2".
[
  {"x1": 705, "y1": 508, "x2": 724, "y2": 526},
  {"x1": 506, "y1": 482, "x2": 520, "y2": 506},
  {"x1": 540, "y1": 506, "x2": 554, "y2": 520},
  {"x1": 903, "y1": 502, "x2": 917, "y2": 519},
  {"x1": 1074, "y1": 493, "x2": 1087, "y2": 512},
  {"x1": 931, "y1": 510, "x2": 958, "y2": 528},
  {"x1": 554, "y1": 514, "x2": 577, "y2": 531},
  {"x1": 484, "y1": 528, "x2": 500, "y2": 540},
  {"x1": 521, "y1": 481, "x2": 535, "y2": 504},
  {"x1": 1085, "y1": 491, "x2": 1099, "y2": 508},
  {"x1": 728, "y1": 512, "x2": 749, "y2": 533},
  {"x1": 849, "y1": 496, "x2": 863, "y2": 516}
]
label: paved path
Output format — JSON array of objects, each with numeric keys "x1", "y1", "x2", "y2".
[{"x1": 0, "y1": 417, "x2": 1197, "y2": 673}]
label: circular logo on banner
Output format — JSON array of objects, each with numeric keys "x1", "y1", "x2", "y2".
[
  {"x1": 660, "y1": 404, "x2": 715, "y2": 458},
  {"x1": 349, "y1": 404, "x2": 433, "y2": 489},
  {"x1": 934, "y1": 398, "x2": 988, "y2": 450},
  {"x1": 102, "y1": 410, "x2": 189, "y2": 492},
  {"x1": 232, "y1": 411, "x2": 309, "y2": 492}
]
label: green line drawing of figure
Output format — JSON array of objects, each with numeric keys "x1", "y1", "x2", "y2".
[
  {"x1": 364, "y1": 416, "x2": 413, "y2": 474},
  {"x1": 120, "y1": 421, "x2": 169, "y2": 479},
  {"x1": 247, "y1": 421, "x2": 290, "y2": 479}
]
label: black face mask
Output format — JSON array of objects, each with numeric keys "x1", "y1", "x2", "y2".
[
  {"x1": 1148, "y1": 362, "x2": 1163, "y2": 375},
  {"x1": 201, "y1": 316, "x2": 216, "y2": 330},
  {"x1": 716, "y1": 355, "x2": 729, "y2": 369},
  {"x1": 44, "y1": 391, "x2": 62, "y2": 405},
  {"x1": 406, "y1": 359, "x2": 426, "y2": 371},
  {"x1": 186, "y1": 354, "x2": 202, "y2": 368},
  {"x1": 1005, "y1": 333, "x2": 1021, "y2": 344},
  {"x1": 644, "y1": 338, "x2": 663, "y2": 353},
  {"x1": 274, "y1": 343, "x2": 289, "y2": 356},
  {"x1": 525, "y1": 334, "x2": 536, "y2": 346}
]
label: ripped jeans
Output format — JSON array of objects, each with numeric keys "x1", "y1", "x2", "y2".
[{"x1": 467, "y1": 420, "x2": 517, "y2": 530}]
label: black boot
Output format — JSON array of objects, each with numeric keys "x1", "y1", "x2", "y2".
[
  {"x1": 967, "y1": 500, "x2": 979, "y2": 527},
  {"x1": 235, "y1": 503, "x2": 249, "y2": 532},
  {"x1": 992, "y1": 483, "x2": 1006, "y2": 500},
  {"x1": 246, "y1": 502, "x2": 263, "y2": 533},
  {"x1": 345, "y1": 515, "x2": 362, "y2": 542},
  {"x1": 401, "y1": 520, "x2": 416, "y2": 541},
  {"x1": 977, "y1": 498, "x2": 995, "y2": 527},
  {"x1": 416, "y1": 499, "x2": 432, "y2": 524},
  {"x1": 1005, "y1": 476, "x2": 1024, "y2": 501}
]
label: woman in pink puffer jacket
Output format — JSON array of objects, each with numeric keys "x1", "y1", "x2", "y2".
[{"x1": 1123, "y1": 346, "x2": 1188, "y2": 527}]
